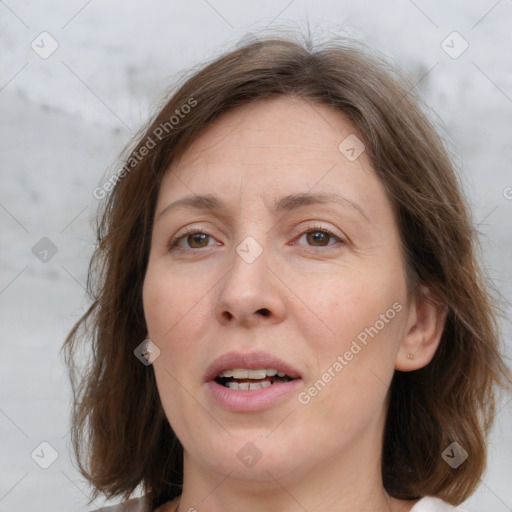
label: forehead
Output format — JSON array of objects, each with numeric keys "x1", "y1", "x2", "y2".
[
  {"x1": 173, "y1": 96, "x2": 366, "y2": 170},
  {"x1": 157, "y1": 97, "x2": 389, "y2": 224}
]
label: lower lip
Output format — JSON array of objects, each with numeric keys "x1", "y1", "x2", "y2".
[{"x1": 205, "y1": 379, "x2": 303, "y2": 412}]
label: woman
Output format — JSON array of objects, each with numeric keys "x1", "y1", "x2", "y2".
[{"x1": 63, "y1": 34, "x2": 511, "y2": 511}]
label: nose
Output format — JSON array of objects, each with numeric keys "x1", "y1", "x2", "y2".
[{"x1": 213, "y1": 239, "x2": 287, "y2": 328}]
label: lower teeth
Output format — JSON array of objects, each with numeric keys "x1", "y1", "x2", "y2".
[
  {"x1": 222, "y1": 377, "x2": 291, "y2": 390},
  {"x1": 226, "y1": 381, "x2": 272, "y2": 390}
]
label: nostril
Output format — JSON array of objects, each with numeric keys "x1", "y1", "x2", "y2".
[{"x1": 220, "y1": 309, "x2": 269, "y2": 321}]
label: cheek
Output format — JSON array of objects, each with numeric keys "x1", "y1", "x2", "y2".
[
  {"x1": 295, "y1": 268, "x2": 407, "y2": 414},
  {"x1": 143, "y1": 265, "x2": 208, "y2": 340},
  {"x1": 144, "y1": 269, "x2": 205, "y2": 432},
  {"x1": 326, "y1": 289, "x2": 404, "y2": 399},
  {"x1": 142, "y1": 264, "x2": 215, "y2": 395},
  {"x1": 295, "y1": 263, "x2": 406, "y2": 343},
  {"x1": 300, "y1": 303, "x2": 402, "y2": 435},
  {"x1": 143, "y1": 279, "x2": 173, "y2": 339}
]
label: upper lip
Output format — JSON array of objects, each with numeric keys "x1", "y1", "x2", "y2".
[{"x1": 204, "y1": 350, "x2": 302, "y2": 383}]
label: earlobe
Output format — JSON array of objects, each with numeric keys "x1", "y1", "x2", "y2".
[{"x1": 395, "y1": 286, "x2": 448, "y2": 372}]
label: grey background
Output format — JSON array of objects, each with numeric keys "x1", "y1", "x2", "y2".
[{"x1": 0, "y1": 1, "x2": 511, "y2": 510}]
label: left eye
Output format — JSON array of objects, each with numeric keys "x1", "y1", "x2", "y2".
[{"x1": 296, "y1": 228, "x2": 342, "y2": 248}]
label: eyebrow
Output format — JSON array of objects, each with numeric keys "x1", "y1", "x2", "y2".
[{"x1": 157, "y1": 192, "x2": 370, "y2": 222}]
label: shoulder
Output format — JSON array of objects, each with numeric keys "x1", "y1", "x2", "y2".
[
  {"x1": 411, "y1": 496, "x2": 469, "y2": 511},
  {"x1": 91, "y1": 496, "x2": 179, "y2": 512},
  {"x1": 92, "y1": 497, "x2": 150, "y2": 512}
]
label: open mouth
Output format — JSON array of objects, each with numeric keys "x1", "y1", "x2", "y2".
[
  {"x1": 215, "y1": 368, "x2": 297, "y2": 390},
  {"x1": 205, "y1": 352, "x2": 302, "y2": 411}
]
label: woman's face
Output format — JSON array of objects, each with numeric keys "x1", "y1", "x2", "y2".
[{"x1": 143, "y1": 97, "x2": 413, "y2": 485}]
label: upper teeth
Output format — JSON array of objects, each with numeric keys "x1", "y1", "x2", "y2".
[{"x1": 219, "y1": 368, "x2": 286, "y2": 378}]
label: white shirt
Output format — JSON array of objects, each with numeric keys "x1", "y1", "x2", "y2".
[{"x1": 411, "y1": 497, "x2": 468, "y2": 511}]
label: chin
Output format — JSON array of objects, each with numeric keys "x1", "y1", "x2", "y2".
[{"x1": 189, "y1": 435, "x2": 307, "y2": 481}]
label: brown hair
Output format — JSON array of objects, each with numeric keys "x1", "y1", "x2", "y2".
[{"x1": 62, "y1": 34, "x2": 511, "y2": 508}]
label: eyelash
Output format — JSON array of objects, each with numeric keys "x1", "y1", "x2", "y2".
[{"x1": 167, "y1": 224, "x2": 344, "y2": 252}]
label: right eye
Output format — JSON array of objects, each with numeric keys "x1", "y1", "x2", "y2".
[{"x1": 168, "y1": 228, "x2": 219, "y2": 251}]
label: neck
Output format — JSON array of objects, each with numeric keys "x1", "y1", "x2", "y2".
[{"x1": 175, "y1": 433, "x2": 414, "y2": 512}]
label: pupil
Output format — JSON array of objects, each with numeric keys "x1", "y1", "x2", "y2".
[
  {"x1": 309, "y1": 231, "x2": 328, "y2": 246},
  {"x1": 190, "y1": 233, "x2": 207, "y2": 248}
]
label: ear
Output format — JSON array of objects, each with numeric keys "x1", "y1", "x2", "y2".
[{"x1": 395, "y1": 285, "x2": 448, "y2": 371}]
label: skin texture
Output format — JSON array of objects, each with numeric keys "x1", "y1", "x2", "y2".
[{"x1": 143, "y1": 97, "x2": 446, "y2": 512}]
